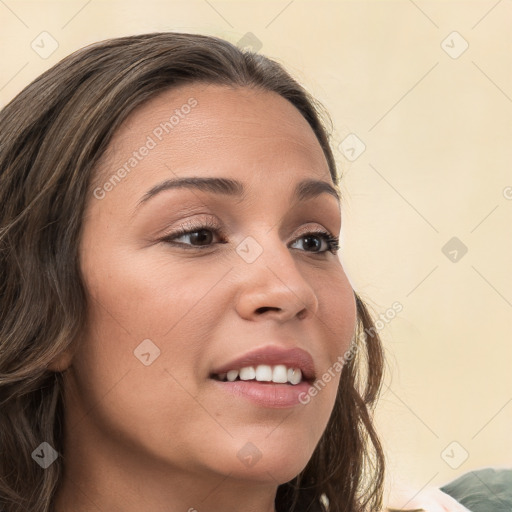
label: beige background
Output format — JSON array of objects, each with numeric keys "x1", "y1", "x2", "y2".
[{"x1": 1, "y1": 0, "x2": 511, "y2": 506}]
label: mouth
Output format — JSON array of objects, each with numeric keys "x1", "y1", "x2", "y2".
[{"x1": 208, "y1": 345, "x2": 316, "y2": 407}]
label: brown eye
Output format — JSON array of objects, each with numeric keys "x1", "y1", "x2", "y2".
[
  {"x1": 290, "y1": 231, "x2": 340, "y2": 254},
  {"x1": 302, "y1": 235, "x2": 322, "y2": 252},
  {"x1": 162, "y1": 228, "x2": 218, "y2": 247},
  {"x1": 182, "y1": 229, "x2": 214, "y2": 246},
  {"x1": 160, "y1": 219, "x2": 226, "y2": 249}
]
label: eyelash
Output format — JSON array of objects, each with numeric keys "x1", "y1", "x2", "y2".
[{"x1": 160, "y1": 219, "x2": 340, "y2": 255}]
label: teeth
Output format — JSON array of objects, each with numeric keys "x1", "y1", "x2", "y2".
[
  {"x1": 255, "y1": 365, "x2": 273, "y2": 382},
  {"x1": 239, "y1": 367, "x2": 256, "y2": 380},
  {"x1": 226, "y1": 370, "x2": 238, "y2": 382},
  {"x1": 272, "y1": 365, "x2": 288, "y2": 383},
  {"x1": 287, "y1": 368, "x2": 302, "y2": 385},
  {"x1": 217, "y1": 365, "x2": 304, "y2": 385}
]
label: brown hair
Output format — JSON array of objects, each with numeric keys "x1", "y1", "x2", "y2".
[{"x1": 0, "y1": 32, "x2": 385, "y2": 512}]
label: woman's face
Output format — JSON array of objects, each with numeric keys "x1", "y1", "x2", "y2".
[{"x1": 67, "y1": 83, "x2": 356, "y2": 486}]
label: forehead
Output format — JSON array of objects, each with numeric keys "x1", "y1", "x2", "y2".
[
  {"x1": 117, "y1": 83, "x2": 323, "y2": 154},
  {"x1": 90, "y1": 83, "x2": 333, "y2": 211}
]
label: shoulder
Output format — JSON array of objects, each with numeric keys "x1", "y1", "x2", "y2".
[
  {"x1": 382, "y1": 484, "x2": 472, "y2": 511},
  {"x1": 440, "y1": 467, "x2": 512, "y2": 512}
]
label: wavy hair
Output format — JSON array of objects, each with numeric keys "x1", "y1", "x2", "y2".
[{"x1": 0, "y1": 32, "x2": 385, "y2": 512}]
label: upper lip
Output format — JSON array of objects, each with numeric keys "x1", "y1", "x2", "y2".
[{"x1": 210, "y1": 345, "x2": 316, "y2": 381}]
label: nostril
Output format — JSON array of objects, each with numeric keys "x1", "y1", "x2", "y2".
[
  {"x1": 256, "y1": 306, "x2": 279, "y2": 314},
  {"x1": 297, "y1": 309, "x2": 307, "y2": 320}
]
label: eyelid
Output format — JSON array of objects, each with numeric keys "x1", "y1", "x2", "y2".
[
  {"x1": 161, "y1": 217, "x2": 337, "y2": 243},
  {"x1": 292, "y1": 222, "x2": 339, "y2": 239},
  {"x1": 164, "y1": 217, "x2": 220, "y2": 236}
]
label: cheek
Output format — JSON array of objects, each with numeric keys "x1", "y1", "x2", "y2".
[
  {"x1": 316, "y1": 268, "x2": 357, "y2": 357},
  {"x1": 273, "y1": 270, "x2": 355, "y2": 468},
  {"x1": 76, "y1": 243, "x2": 228, "y2": 390},
  {"x1": 309, "y1": 268, "x2": 356, "y2": 411},
  {"x1": 69, "y1": 253, "x2": 225, "y2": 454},
  {"x1": 80, "y1": 239, "x2": 218, "y2": 337}
]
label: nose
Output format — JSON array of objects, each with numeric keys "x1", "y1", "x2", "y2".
[{"x1": 234, "y1": 236, "x2": 319, "y2": 323}]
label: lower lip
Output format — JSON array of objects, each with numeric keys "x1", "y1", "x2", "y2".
[{"x1": 210, "y1": 378, "x2": 313, "y2": 408}]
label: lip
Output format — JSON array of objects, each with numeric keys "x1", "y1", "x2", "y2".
[
  {"x1": 210, "y1": 379, "x2": 313, "y2": 408},
  {"x1": 210, "y1": 345, "x2": 316, "y2": 381}
]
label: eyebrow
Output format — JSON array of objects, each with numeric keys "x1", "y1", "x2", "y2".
[{"x1": 134, "y1": 176, "x2": 341, "y2": 214}]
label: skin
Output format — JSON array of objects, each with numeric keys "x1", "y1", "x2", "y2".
[{"x1": 51, "y1": 83, "x2": 357, "y2": 512}]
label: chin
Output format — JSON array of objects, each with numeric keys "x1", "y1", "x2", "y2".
[
  {"x1": 220, "y1": 456, "x2": 311, "y2": 486},
  {"x1": 206, "y1": 437, "x2": 316, "y2": 485}
]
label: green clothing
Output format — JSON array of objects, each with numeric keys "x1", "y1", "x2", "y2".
[{"x1": 440, "y1": 468, "x2": 512, "y2": 512}]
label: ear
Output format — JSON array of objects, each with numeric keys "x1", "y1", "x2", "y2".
[{"x1": 46, "y1": 348, "x2": 74, "y2": 372}]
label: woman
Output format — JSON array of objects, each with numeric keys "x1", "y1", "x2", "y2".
[{"x1": 0, "y1": 32, "x2": 385, "y2": 512}]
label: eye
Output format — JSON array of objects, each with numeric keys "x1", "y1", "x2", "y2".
[
  {"x1": 290, "y1": 230, "x2": 340, "y2": 254},
  {"x1": 160, "y1": 220, "x2": 340, "y2": 255},
  {"x1": 160, "y1": 218, "x2": 226, "y2": 249}
]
